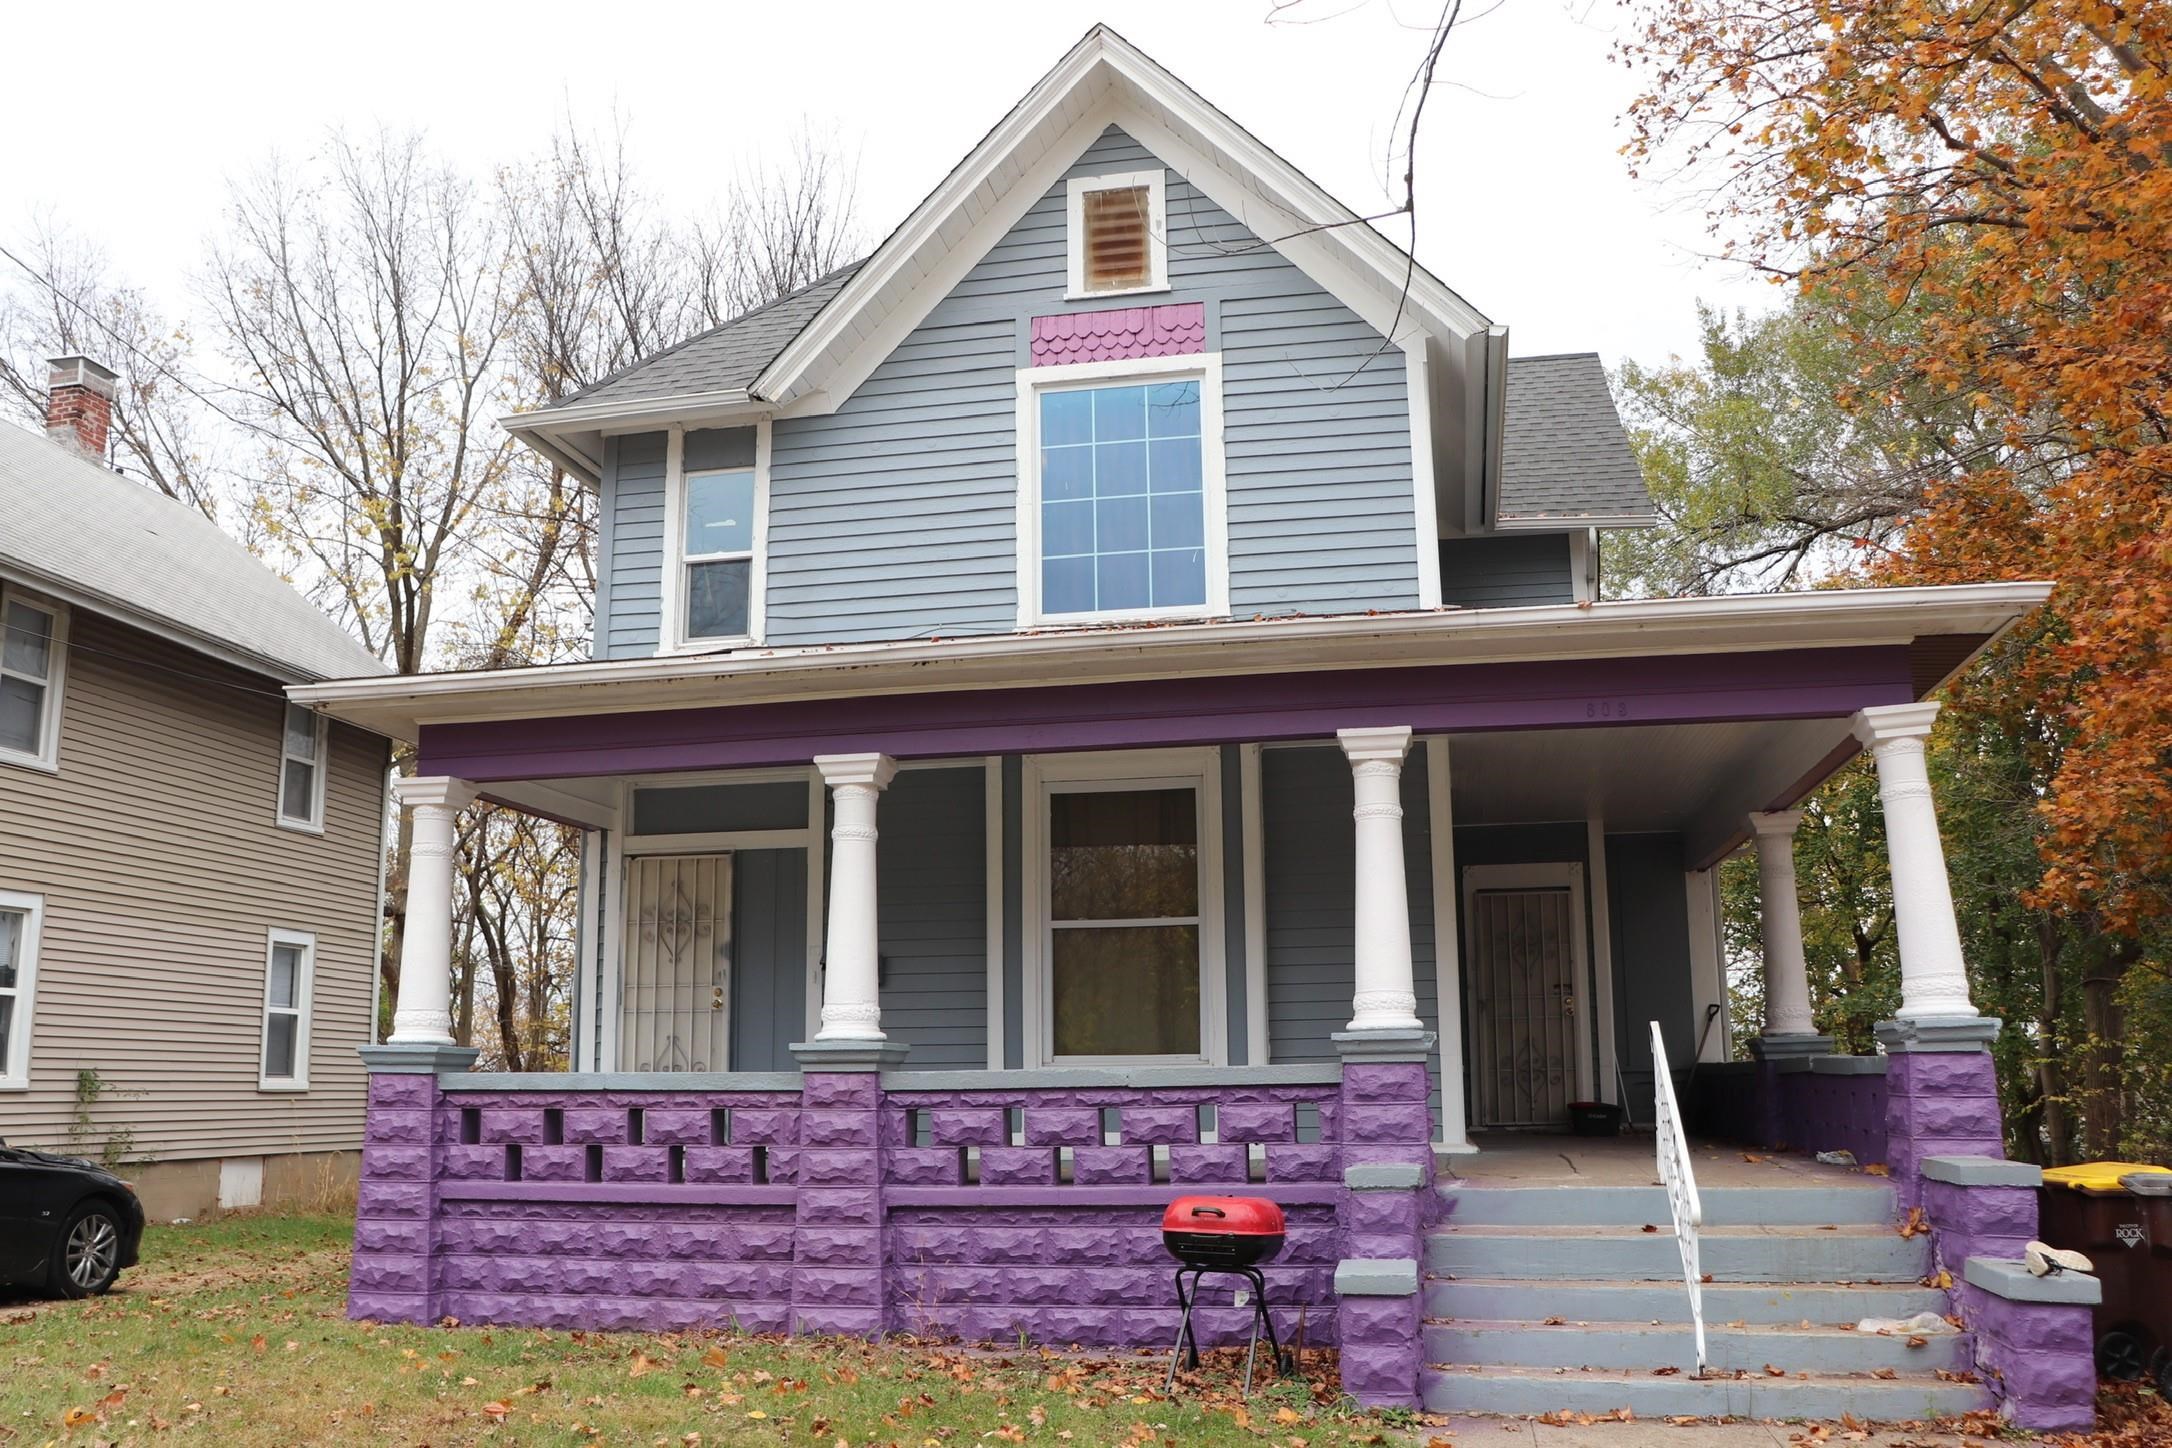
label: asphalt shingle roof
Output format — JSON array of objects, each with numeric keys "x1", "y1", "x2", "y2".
[
  {"x1": 541, "y1": 264, "x2": 865, "y2": 411},
  {"x1": 0, "y1": 423, "x2": 387, "y2": 683},
  {"x1": 1498, "y1": 353, "x2": 1655, "y2": 524}
]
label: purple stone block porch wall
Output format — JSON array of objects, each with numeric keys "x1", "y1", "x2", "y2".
[
  {"x1": 1694, "y1": 1058, "x2": 1889, "y2": 1166},
  {"x1": 1882, "y1": 1052, "x2": 2005, "y2": 1210},
  {"x1": 1956, "y1": 1278, "x2": 2099, "y2": 1432},
  {"x1": 352, "y1": 1064, "x2": 1440, "y2": 1402}
]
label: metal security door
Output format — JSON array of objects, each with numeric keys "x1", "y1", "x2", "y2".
[
  {"x1": 1470, "y1": 887, "x2": 1579, "y2": 1127},
  {"x1": 620, "y1": 854, "x2": 732, "y2": 1072}
]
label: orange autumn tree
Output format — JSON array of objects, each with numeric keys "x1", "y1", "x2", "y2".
[{"x1": 1621, "y1": 1, "x2": 2172, "y2": 931}]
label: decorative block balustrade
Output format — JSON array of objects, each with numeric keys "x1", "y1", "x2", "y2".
[{"x1": 350, "y1": 1053, "x2": 1438, "y2": 1405}]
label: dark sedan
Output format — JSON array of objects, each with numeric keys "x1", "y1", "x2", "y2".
[{"x1": 0, "y1": 1139, "x2": 144, "y2": 1297}]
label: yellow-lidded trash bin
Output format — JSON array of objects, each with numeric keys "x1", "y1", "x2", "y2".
[{"x1": 2039, "y1": 1162, "x2": 2172, "y2": 1389}]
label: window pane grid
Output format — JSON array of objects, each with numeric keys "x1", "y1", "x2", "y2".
[
  {"x1": 262, "y1": 934, "x2": 309, "y2": 1084},
  {"x1": 681, "y1": 468, "x2": 755, "y2": 640},
  {"x1": 279, "y1": 708, "x2": 322, "y2": 825},
  {"x1": 1039, "y1": 381, "x2": 1205, "y2": 617},
  {"x1": 0, "y1": 601, "x2": 53, "y2": 758}
]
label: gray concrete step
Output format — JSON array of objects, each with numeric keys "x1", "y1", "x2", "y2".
[
  {"x1": 1440, "y1": 1184, "x2": 1896, "y2": 1228},
  {"x1": 1425, "y1": 1276, "x2": 1952, "y2": 1325},
  {"x1": 1424, "y1": 1319, "x2": 1973, "y2": 1375},
  {"x1": 1420, "y1": 1364, "x2": 1992, "y2": 1421},
  {"x1": 1425, "y1": 1224, "x2": 1931, "y2": 1283}
]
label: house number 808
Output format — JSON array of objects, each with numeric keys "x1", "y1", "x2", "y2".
[{"x1": 1585, "y1": 700, "x2": 1630, "y2": 719}]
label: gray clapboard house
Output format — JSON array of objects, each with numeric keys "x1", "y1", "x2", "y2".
[
  {"x1": 298, "y1": 27, "x2": 2081, "y2": 1426},
  {"x1": 0, "y1": 361, "x2": 391, "y2": 1219}
]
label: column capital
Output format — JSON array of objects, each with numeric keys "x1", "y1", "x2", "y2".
[
  {"x1": 813, "y1": 752, "x2": 898, "y2": 792},
  {"x1": 1746, "y1": 808, "x2": 1804, "y2": 839},
  {"x1": 1852, "y1": 701, "x2": 1941, "y2": 749},
  {"x1": 392, "y1": 774, "x2": 477, "y2": 812},
  {"x1": 1337, "y1": 726, "x2": 1414, "y2": 765}
]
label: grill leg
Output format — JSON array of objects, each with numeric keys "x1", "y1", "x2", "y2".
[
  {"x1": 1240, "y1": 1269, "x2": 1263, "y2": 1395},
  {"x1": 1165, "y1": 1268, "x2": 1201, "y2": 1393}
]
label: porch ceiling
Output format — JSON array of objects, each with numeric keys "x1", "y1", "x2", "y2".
[{"x1": 1449, "y1": 717, "x2": 1857, "y2": 866}]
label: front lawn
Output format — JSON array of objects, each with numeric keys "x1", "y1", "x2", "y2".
[{"x1": 0, "y1": 1214, "x2": 1383, "y2": 1446}]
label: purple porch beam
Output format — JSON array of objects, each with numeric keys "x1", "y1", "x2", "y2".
[{"x1": 419, "y1": 646, "x2": 1916, "y2": 783}]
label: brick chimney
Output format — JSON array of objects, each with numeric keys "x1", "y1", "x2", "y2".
[{"x1": 45, "y1": 356, "x2": 119, "y2": 460}]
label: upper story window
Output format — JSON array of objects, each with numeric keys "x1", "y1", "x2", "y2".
[
  {"x1": 1066, "y1": 171, "x2": 1167, "y2": 298},
  {"x1": 1017, "y1": 354, "x2": 1227, "y2": 627},
  {"x1": 0, "y1": 586, "x2": 65, "y2": 772},
  {"x1": 663, "y1": 425, "x2": 769, "y2": 651},
  {"x1": 278, "y1": 703, "x2": 328, "y2": 832}
]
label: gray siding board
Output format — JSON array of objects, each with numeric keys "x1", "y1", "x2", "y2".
[
  {"x1": 598, "y1": 431, "x2": 667, "y2": 658},
  {"x1": 1438, "y1": 534, "x2": 1576, "y2": 609},
  {"x1": 730, "y1": 849, "x2": 807, "y2": 1072},
  {"x1": 1607, "y1": 832, "x2": 1694, "y2": 1124},
  {"x1": 1261, "y1": 745, "x2": 1442, "y2": 1127},
  {"x1": 876, "y1": 766, "x2": 990, "y2": 1070}
]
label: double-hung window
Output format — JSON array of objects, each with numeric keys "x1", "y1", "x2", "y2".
[
  {"x1": 260, "y1": 929, "x2": 314, "y2": 1090},
  {"x1": 278, "y1": 703, "x2": 328, "y2": 832},
  {"x1": 1026, "y1": 749, "x2": 1224, "y2": 1067},
  {"x1": 0, "y1": 889, "x2": 43, "y2": 1090},
  {"x1": 1020, "y1": 356, "x2": 1225, "y2": 626},
  {"x1": 0, "y1": 587, "x2": 64, "y2": 770},
  {"x1": 680, "y1": 466, "x2": 757, "y2": 643}
]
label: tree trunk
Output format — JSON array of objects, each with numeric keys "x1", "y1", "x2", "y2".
[{"x1": 2036, "y1": 914, "x2": 2070, "y2": 1166}]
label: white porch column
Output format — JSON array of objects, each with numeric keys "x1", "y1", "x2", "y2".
[
  {"x1": 1338, "y1": 726, "x2": 1423, "y2": 1033},
  {"x1": 1747, "y1": 810, "x2": 1819, "y2": 1038},
  {"x1": 389, "y1": 775, "x2": 477, "y2": 1045},
  {"x1": 1852, "y1": 702, "x2": 1976, "y2": 1021},
  {"x1": 813, "y1": 752, "x2": 897, "y2": 1041}
]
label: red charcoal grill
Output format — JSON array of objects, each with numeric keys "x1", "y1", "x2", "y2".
[{"x1": 1161, "y1": 1195, "x2": 1296, "y2": 1394}]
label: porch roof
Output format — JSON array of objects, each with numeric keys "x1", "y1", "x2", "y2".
[{"x1": 289, "y1": 583, "x2": 2049, "y2": 743}]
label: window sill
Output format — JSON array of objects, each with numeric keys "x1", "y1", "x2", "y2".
[
  {"x1": 0, "y1": 750, "x2": 59, "y2": 776},
  {"x1": 275, "y1": 816, "x2": 326, "y2": 836},
  {"x1": 1023, "y1": 606, "x2": 1220, "y2": 630},
  {"x1": 1061, "y1": 284, "x2": 1172, "y2": 303},
  {"x1": 257, "y1": 1082, "x2": 310, "y2": 1094},
  {"x1": 0, "y1": 1080, "x2": 28, "y2": 1092},
  {"x1": 657, "y1": 636, "x2": 757, "y2": 657}
]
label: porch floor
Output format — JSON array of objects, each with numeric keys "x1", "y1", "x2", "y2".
[{"x1": 1440, "y1": 1130, "x2": 1876, "y2": 1189}]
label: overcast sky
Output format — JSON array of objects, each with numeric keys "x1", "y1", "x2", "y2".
[{"x1": 4, "y1": 0, "x2": 1771, "y2": 368}]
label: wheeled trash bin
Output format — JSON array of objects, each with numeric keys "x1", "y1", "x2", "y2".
[{"x1": 2039, "y1": 1161, "x2": 2172, "y2": 1390}]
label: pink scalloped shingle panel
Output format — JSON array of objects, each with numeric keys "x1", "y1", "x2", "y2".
[{"x1": 1029, "y1": 302, "x2": 1206, "y2": 366}]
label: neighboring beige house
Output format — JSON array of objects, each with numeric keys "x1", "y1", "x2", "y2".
[{"x1": 0, "y1": 358, "x2": 391, "y2": 1220}]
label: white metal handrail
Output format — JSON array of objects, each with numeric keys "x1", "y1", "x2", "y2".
[{"x1": 1650, "y1": 1020, "x2": 1707, "y2": 1377}]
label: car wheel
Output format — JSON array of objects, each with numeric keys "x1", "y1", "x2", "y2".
[
  {"x1": 48, "y1": 1201, "x2": 124, "y2": 1298},
  {"x1": 2097, "y1": 1328, "x2": 2150, "y2": 1382}
]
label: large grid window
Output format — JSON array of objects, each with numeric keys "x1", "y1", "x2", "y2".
[
  {"x1": 1038, "y1": 379, "x2": 1206, "y2": 618},
  {"x1": 260, "y1": 929, "x2": 314, "y2": 1090},
  {"x1": 0, "y1": 890, "x2": 43, "y2": 1090},
  {"x1": 0, "y1": 590, "x2": 62, "y2": 768},
  {"x1": 681, "y1": 468, "x2": 756, "y2": 641}
]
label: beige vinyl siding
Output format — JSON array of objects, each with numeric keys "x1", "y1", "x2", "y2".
[{"x1": 0, "y1": 607, "x2": 386, "y2": 1162}]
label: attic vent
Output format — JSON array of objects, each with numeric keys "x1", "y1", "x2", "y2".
[
  {"x1": 1083, "y1": 187, "x2": 1150, "y2": 291},
  {"x1": 1067, "y1": 171, "x2": 1166, "y2": 297}
]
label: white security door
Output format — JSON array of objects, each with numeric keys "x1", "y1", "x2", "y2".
[
  {"x1": 1469, "y1": 886, "x2": 1582, "y2": 1128},
  {"x1": 620, "y1": 854, "x2": 732, "y2": 1072}
]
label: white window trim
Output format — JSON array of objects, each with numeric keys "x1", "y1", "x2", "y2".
[
  {"x1": 1460, "y1": 862, "x2": 1595, "y2": 1108},
  {"x1": 0, "y1": 887, "x2": 43, "y2": 1091},
  {"x1": 1018, "y1": 747, "x2": 1226, "y2": 1070},
  {"x1": 658, "y1": 420, "x2": 771, "y2": 656},
  {"x1": 1064, "y1": 169, "x2": 1169, "y2": 300},
  {"x1": 1014, "y1": 353, "x2": 1229, "y2": 630},
  {"x1": 276, "y1": 704, "x2": 330, "y2": 834},
  {"x1": 0, "y1": 584, "x2": 67, "y2": 774},
  {"x1": 259, "y1": 927, "x2": 316, "y2": 1092}
]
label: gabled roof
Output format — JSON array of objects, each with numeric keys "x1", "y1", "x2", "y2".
[
  {"x1": 0, "y1": 423, "x2": 387, "y2": 684},
  {"x1": 1496, "y1": 354, "x2": 1655, "y2": 528},
  {"x1": 505, "y1": 25, "x2": 1500, "y2": 483}
]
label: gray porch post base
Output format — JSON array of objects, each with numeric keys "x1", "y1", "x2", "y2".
[
  {"x1": 789, "y1": 1039, "x2": 911, "y2": 1072},
  {"x1": 358, "y1": 1043, "x2": 482, "y2": 1075},
  {"x1": 349, "y1": 1042, "x2": 479, "y2": 1324},
  {"x1": 1333, "y1": 1028, "x2": 1435, "y2": 1408},
  {"x1": 1746, "y1": 1033, "x2": 1832, "y2": 1151},
  {"x1": 1874, "y1": 1015, "x2": 2001, "y2": 1053}
]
